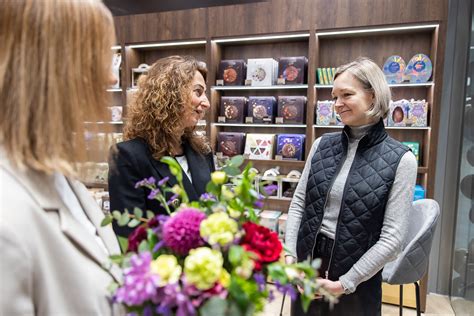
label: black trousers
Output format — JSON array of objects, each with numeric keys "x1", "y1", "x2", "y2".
[{"x1": 291, "y1": 235, "x2": 382, "y2": 316}]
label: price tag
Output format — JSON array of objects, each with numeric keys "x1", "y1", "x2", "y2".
[
  {"x1": 216, "y1": 79, "x2": 224, "y2": 86},
  {"x1": 217, "y1": 116, "x2": 226, "y2": 123},
  {"x1": 245, "y1": 117, "x2": 254, "y2": 123},
  {"x1": 245, "y1": 79, "x2": 252, "y2": 86},
  {"x1": 275, "y1": 117, "x2": 284, "y2": 124},
  {"x1": 277, "y1": 78, "x2": 286, "y2": 85}
]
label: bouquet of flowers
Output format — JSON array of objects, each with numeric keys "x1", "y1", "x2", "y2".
[{"x1": 102, "y1": 156, "x2": 336, "y2": 315}]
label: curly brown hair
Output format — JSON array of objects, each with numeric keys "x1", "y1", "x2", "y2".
[{"x1": 124, "y1": 56, "x2": 210, "y2": 159}]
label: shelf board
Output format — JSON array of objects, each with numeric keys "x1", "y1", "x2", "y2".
[
  {"x1": 84, "y1": 121, "x2": 123, "y2": 125},
  {"x1": 212, "y1": 33, "x2": 310, "y2": 44},
  {"x1": 213, "y1": 123, "x2": 306, "y2": 128},
  {"x1": 316, "y1": 24, "x2": 438, "y2": 38},
  {"x1": 106, "y1": 88, "x2": 122, "y2": 92},
  {"x1": 127, "y1": 40, "x2": 206, "y2": 50},
  {"x1": 244, "y1": 159, "x2": 305, "y2": 167},
  {"x1": 314, "y1": 82, "x2": 434, "y2": 89},
  {"x1": 212, "y1": 85, "x2": 308, "y2": 91},
  {"x1": 418, "y1": 167, "x2": 428, "y2": 174},
  {"x1": 83, "y1": 182, "x2": 108, "y2": 189},
  {"x1": 313, "y1": 125, "x2": 430, "y2": 130}
]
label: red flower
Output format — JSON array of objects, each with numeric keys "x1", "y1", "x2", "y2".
[
  {"x1": 127, "y1": 225, "x2": 147, "y2": 252},
  {"x1": 240, "y1": 222, "x2": 282, "y2": 270}
]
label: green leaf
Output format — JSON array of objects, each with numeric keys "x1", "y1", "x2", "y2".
[
  {"x1": 106, "y1": 282, "x2": 119, "y2": 294},
  {"x1": 118, "y1": 212, "x2": 130, "y2": 226},
  {"x1": 109, "y1": 254, "x2": 124, "y2": 265},
  {"x1": 128, "y1": 219, "x2": 141, "y2": 228},
  {"x1": 146, "y1": 210, "x2": 155, "y2": 219},
  {"x1": 160, "y1": 156, "x2": 183, "y2": 180},
  {"x1": 228, "y1": 245, "x2": 244, "y2": 267},
  {"x1": 223, "y1": 166, "x2": 241, "y2": 176},
  {"x1": 118, "y1": 236, "x2": 128, "y2": 254},
  {"x1": 112, "y1": 210, "x2": 122, "y2": 221},
  {"x1": 138, "y1": 240, "x2": 149, "y2": 253},
  {"x1": 100, "y1": 215, "x2": 113, "y2": 226},
  {"x1": 133, "y1": 207, "x2": 143, "y2": 220},
  {"x1": 229, "y1": 155, "x2": 245, "y2": 167},
  {"x1": 199, "y1": 297, "x2": 228, "y2": 316}
]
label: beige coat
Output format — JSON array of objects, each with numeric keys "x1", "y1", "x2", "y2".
[{"x1": 0, "y1": 150, "x2": 124, "y2": 316}]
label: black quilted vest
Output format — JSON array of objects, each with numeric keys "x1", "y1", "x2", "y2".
[{"x1": 296, "y1": 119, "x2": 409, "y2": 280}]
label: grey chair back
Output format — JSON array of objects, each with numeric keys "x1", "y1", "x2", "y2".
[{"x1": 382, "y1": 199, "x2": 440, "y2": 284}]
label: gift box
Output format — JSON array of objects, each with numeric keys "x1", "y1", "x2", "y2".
[
  {"x1": 277, "y1": 96, "x2": 306, "y2": 124},
  {"x1": 388, "y1": 99, "x2": 410, "y2": 127},
  {"x1": 131, "y1": 63, "x2": 149, "y2": 88},
  {"x1": 401, "y1": 141, "x2": 420, "y2": 164},
  {"x1": 315, "y1": 100, "x2": 335, "y2": 126},
  {"x1": 276, "y1": 134, "x2": 305, "y2": 161},
  {"x1": 111, "y1": 53, "x2": 122, "y2": 89},
  {"x1": 217, "y1": 132, "x2": 246, "y2": 157},
  {"x1": 219, "y1": 97, "x2": 247, "y2": 123},
  {"x1": 407, "y1": 99, "x2": 428, "y2": 127},
  {"x1": 248, "y1": 96, "x2": 277, "y2": 124},
  {"x1": 278, "y1": 213, "x2": 288, "y2": 240},
  {"x1": 108, "y1": 106, "x2": 123, "y2": 122},
  {"x1": 246, "y1": 58, "x2": 278, "y2": 86},
  {"x1": 278, "y1": 56, "x2": 308, "y2": 85},
  {"x1": 244, "y1": 133, "x2": 275, "y2": 160},
  {"x1": 218, "y1": 60, "x2": 247, "y2": 86}
]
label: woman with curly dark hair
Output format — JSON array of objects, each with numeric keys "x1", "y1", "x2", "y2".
[{"x1": 108, "y1": 55, "x2": 213, "y2": 237}]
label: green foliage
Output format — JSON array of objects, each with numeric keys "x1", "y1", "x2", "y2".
[
  {"x1": 133, "y1": 207, "x2": 143, "y2": 220},
  {"x1": 100, "y1": 215, "x2": 113, "y2": 226},
  {"x1": 117, "y1": 236, "x2": 129, "y2": 254}
]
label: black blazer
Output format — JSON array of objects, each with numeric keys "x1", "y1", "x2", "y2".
[{"x1": 108, "y1": 137, "x2": 214, "y2": 237}]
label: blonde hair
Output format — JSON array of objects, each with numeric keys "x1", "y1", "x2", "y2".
[
  {"x1": 334, "y1": 57, "x2": 391, "y2": 120},
  {"x1": 0, "y1": 0, "x2": 115, "y2": 175},
  {"x1": 124, "y1": 55, "x2": 210, "y2": 160}
]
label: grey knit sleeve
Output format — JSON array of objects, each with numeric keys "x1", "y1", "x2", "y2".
[
  {"x1": 339, "y1": 151, "x2": 418, "y2": 293},
  {"x1": 284, "y1": 137, "x2": 321, "y2": 258}
]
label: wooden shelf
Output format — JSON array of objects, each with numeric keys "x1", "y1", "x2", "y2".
[
  {"x1": 212, "y1": 85, "x2": 308, "y2": 91},
  {"x1": 312, "y1": 125, "x2": 430, "y2": 130},
  {"x1": 213, "y1": 123, "x2": 306, "y2": 128},
  {"x1": 244, "y1": 159, "x2": 305, "y2": 168},
  {"x1": 417, "y1": 167, "x2": 428, "y2": 174},
  {"x1": 106, "y1": 88, "x2": 122, "y2": 92},
  {"x1": 315, "y1": 82, "x2": 434, "y2": 88},
  {"x1": 83, "y1": 182, "x2": 108, "y2": 190},
  {"x1": 84, "y1": 121, "x2": 123, "y2": 125}
]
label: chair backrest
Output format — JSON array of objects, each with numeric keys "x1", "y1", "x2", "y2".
[{"x1": 382, "y1": 199, "x2": 440, "y2": 284}]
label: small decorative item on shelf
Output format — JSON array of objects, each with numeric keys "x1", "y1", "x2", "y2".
[
  {"x1": 248, "y1": 96, "x2": 277, "y2": 124},
  {"x1": 131, "y1": 63, "x2": 150, "y2": 88},
  {"x1": 111, "y1": 52, "x2": 122, "y2": 89},
  {"x1": 277, "y1": 56, "x2": 308, "y2": 85},
  {"x1": 259, "y1": 210, "x2": 282, "y2": 232},
  {"x1": 78, "y1": 162, "x2": 109, "y2": 185},
  {"x1": 100, "y1": 158, "x2": 336, "y2": 315},
  {"x1": 401, "y1": 141, "x2": 421, "y2": 164},
  {"x1": 276, "y1": 96, "x2": 306, "y2": 124},
  {"x1": 383, "y1": 55, "x2": 406, "y2": 84},
  {"x1": 388, "y1": 99, "x2": 410, "y2": 127},
  {"x1": 244, "y1": 133, "x2": 275, "y2": 160},
  {"x1": 219, "y1": 96, "x2": 247, "y2": 123},
  {"x1": 276, "y1": 134, "x2": 305, "y2": 161},
  {"x1": 217, "y1": 59, "x2": 247, "y2": 86},
  {"x1": 407, "y1": 99, "x2": 429, "y2": 127},
  {"x1": 316, "y1": 67, "x2": 337, "y2": 85},
  {"x1": 246, "y1": 58, "x2": 278, "y2": 86},
  {"x1": 414, "y1": 184, "x2": 426, "y2": 201},
  {"x1": 315, "y1": 100, "x2": 335, "y2": 126},
  {"x1": 278, "y1": 213, "x2": 288, "y2": 240},
  {"x1": 257, "y1": 175, "x2": 280, "y2": 198},
  {"x1": 405, "y1": 53, "x2": 433, "y2": 83},
  {"x1": 108, "y1": 106, "x2": 123, "y2": 122},
  {"x1": 217, "y1": 132, "x2": 246, "y2": 157}
]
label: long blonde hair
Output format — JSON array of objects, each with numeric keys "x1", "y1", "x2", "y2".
[
  {"x1": 0, "y1": 0, "x2": 115, "y2": 175},
  {"x1": 124, "y1": 55, "x2": 210, "y2": 159}
]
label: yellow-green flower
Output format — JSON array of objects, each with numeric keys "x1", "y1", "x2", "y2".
[
  {"x1": 219, "y1": 269, "x2": 231, "y2": 288},
  {"x1": 235, "y1": 257, "x2": 255, "y2": 279},
  {"x1": 211, "y1": 171, "x2": 227, "y2": 185},
  {"x1": 184, "y1": 247, "x2": 223, "y2": 290},
  {"x1": 200, "y1": 212, "x2": 238, "y2": 247},
  {"x1": 150, "y1": 255, "x2": 182, "y2": 286},
  {"x1": 221, "y1": 185, "x2": 234, "y2": 200}
]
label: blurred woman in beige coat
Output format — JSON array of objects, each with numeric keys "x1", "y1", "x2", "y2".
[{"x1": 0, "y1": 0, "x2": 124, "y2": 315}]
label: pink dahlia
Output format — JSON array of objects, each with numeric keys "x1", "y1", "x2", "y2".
[{"x1": 162, "y1": 208, "x2": 206, "y2": 256}]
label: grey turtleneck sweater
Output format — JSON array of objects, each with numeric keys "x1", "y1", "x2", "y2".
[{"x1": 285, "y1": 123, "x2": 417, "y2": 293}]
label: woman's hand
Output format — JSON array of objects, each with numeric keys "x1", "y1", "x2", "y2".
[
  {"x1": 317, "y1": 279, "x2": 345, "y2": 296},
  {"x1": 285, "y1": 255, "x2": 296, "y2": 265}
]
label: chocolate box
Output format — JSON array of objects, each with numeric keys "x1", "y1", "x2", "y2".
[
  {"x1": 277, "y1": 96, "x2": 306, "y2": 124},
  {"x1": 217, "y1": 59, "x2": 247, "y2": 86},
  {"x1": 246, "y1": 58, "x2": 278, "y2": 86},
  {"x1": 248, "y1": 96, "x2": 277, "y2": 123},
  {"x1": 244, "y1": 133, "x2": 275, "y2": 160},
  {"x1": 220, "y1": 97, "x2": 247, "y2": 123},
  {"x1": 278, "y1": 56, "x2": 308, "y2": 85},
  {"x1": 276, "y1": 134, "x2": 305, "y2": 160},
  {"x1": 407, "y1": 99, "x2": 428, "y2": 127},
  {"x1": 217, "y1": 132, "x2": 246, "y2": 157},
  {"x1": 315, "y1": 100, "x2": 335, "y2": 126},
  {"x1": 388, "y1": 99, "x2": 410, "y2": 127}
]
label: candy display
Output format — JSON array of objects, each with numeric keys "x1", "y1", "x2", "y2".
[
  {"x1": 383, "y1": 55, "x2": 406, "y2": 84},
  {"x1": 218, "y1": 59, "x2": 247, "y2": 86},
  {"x1": 317, "y1": 67, "x2": 337, "y2": 85},
  {"x1": 246, "y1": 58, "x2": 278, "y2": 86},
  {"x1": 277, "y1": 96, "x2": 306, "y2": 124},
  {"x1": 217, "y1": 132, "x2": 246, "y2": 157},
  {"x1": 244, "y1": 133, "x2": 275, "y2": 160},
  {"x1": 219, "y1": 97, "x2": 247, "y2": 123},
  {"x1": 276, "y1": 134, "x2": 305, "y2": 161},
  {"x1": 405, "y1": 53, "x2": 432, "y2": 83},
  {"x1": 248, "y1": 96, "x2": 277, "y2": 123},
  {"x1": 407, "y1": 99, "x2": 429, "y2": 127},
  {"x1": 388, "y1": 99, "x2": 410, "y2": 127},
  {"x1": 316, "y1": 100, "x2": 335, "y2": 126},
  {"x1": 278, "y1": 56, "x2": 308, "y2": 85}
]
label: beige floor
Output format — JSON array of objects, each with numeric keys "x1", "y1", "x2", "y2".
[{"x1": 262, "y1": 292, "x2": 461, "y2": 316}]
